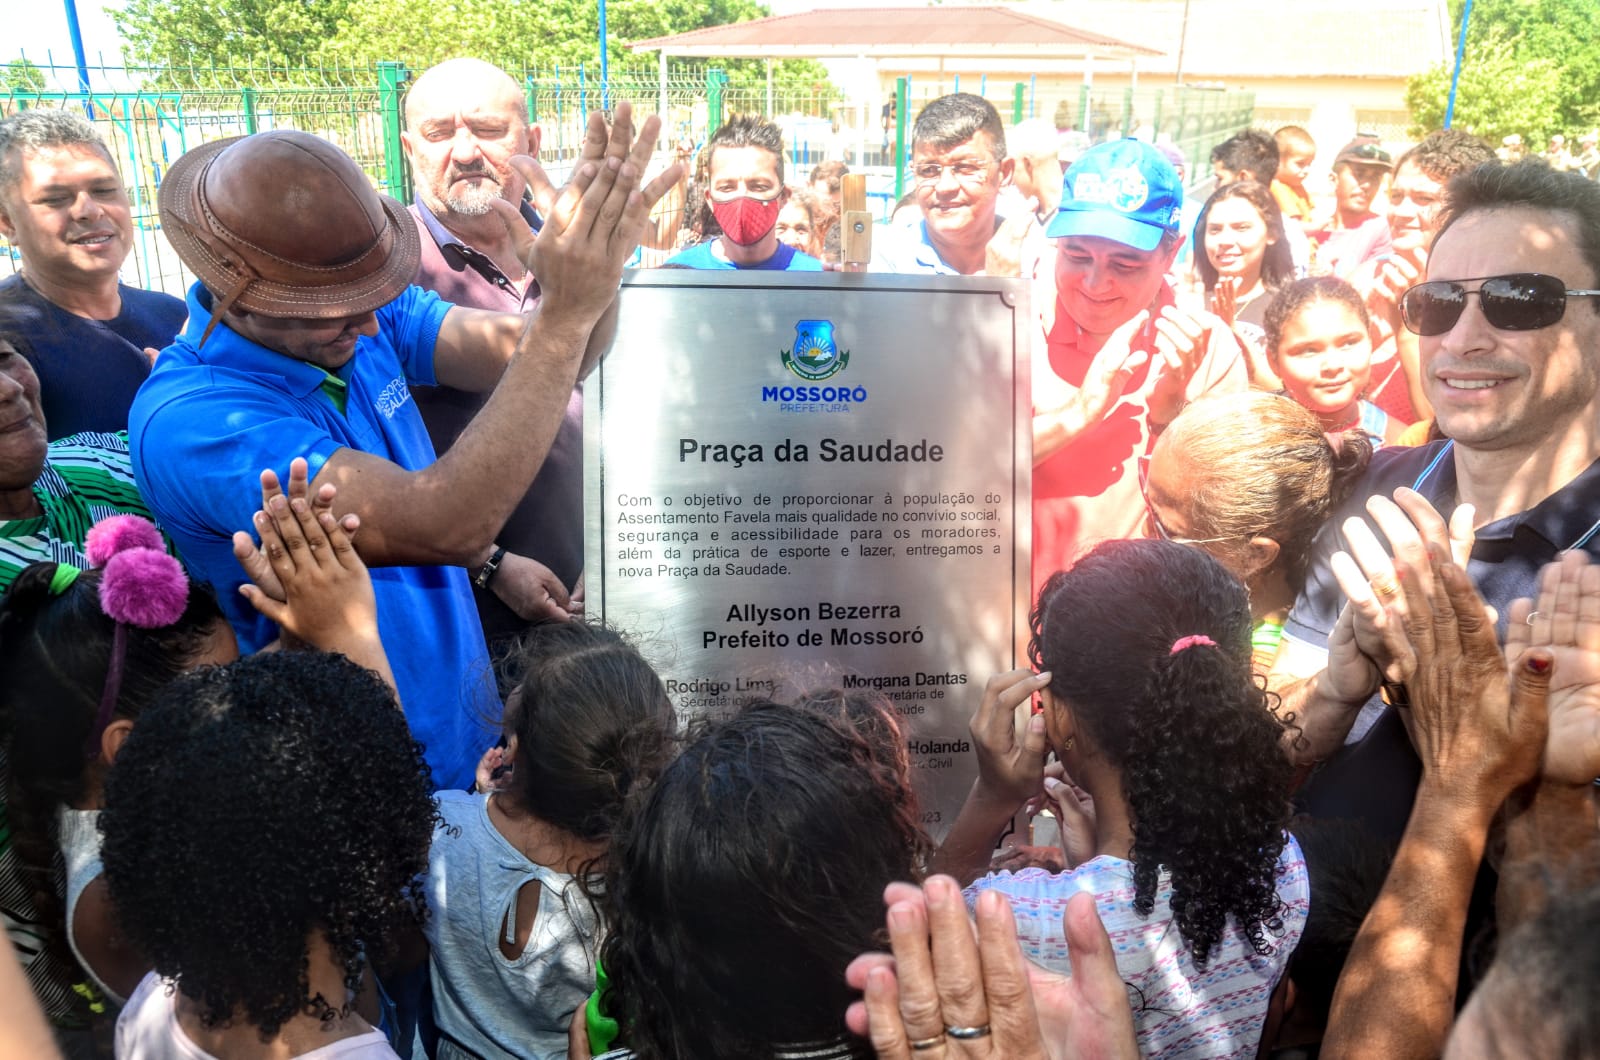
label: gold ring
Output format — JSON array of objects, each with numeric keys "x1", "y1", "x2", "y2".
[{"x1": 1370, "y1": 576, "x2": 1401, "y2": 599}]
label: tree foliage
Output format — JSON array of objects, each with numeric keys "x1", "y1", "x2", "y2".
[
  {"x1": 1408, "y1": 0, "x2": 1600, "y2": 142},
  {"x1": 1, "y1": 59, "x2": 46, "y2": 93},
  {"x1": 114, "y1": 0, "x2": 831, "y2": 95}
]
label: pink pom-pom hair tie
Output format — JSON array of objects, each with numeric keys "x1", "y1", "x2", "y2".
[
  {"x1": 81, "y1": 516, "x2": 191, "y2": 761},
  {"x1": 84, "y1": 513, "x2": 166, "y2": 568},
  {"x1": 1169, "y1": 634, "x2": 1218, "y2": 655}
]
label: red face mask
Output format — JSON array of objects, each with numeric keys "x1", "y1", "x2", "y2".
[{"x1": 711, "y1": 195, "x2": 783, "y2": 246}]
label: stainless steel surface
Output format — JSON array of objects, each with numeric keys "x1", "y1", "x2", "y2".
[{"x1": 587, "y1": 271, "x2": 1031, "y2": 836}]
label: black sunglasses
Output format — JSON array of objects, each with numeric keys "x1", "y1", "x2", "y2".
[{"x1": 1400, "y1": 273, "x2": 1600, "y2": 336}]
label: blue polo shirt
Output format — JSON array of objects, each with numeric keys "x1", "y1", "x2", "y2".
[
  {"x1": 128, "y1": 283, "x2": 492, "y2": 791},
  {"x1": 664, "y1": 241, "x2": 822, "y2": 271}
]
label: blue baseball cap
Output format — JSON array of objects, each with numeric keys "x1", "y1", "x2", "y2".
[{"x1": 1046, "y1": 138, "x2": 1184, "y2": 252}]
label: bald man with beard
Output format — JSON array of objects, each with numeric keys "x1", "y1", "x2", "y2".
[{"x1": 401, "y1": 58, "x2": 586, "y2": 653}]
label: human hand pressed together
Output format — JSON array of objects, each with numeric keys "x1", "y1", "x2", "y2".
[
  {"x1": 1383, "y1": 545, "x2": 1548, "y2": 810},
  {"x1": 490, "y1": 552, "x2": 580, "y2": 623},
  {"x1": 844, "y1": 875, "x2": 1138, "y2": 1060},
  {"x1": 1326, "y1": 487, "x2": 1476, "y2": 704},
  {"x1": 232, "y1": 457, "x2": 395, "y2": 693}
]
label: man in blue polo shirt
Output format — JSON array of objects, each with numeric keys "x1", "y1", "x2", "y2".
[
  {"x1": 1268, "y1": 162, "x2": 1600, "y2": 839},
  {"x1": 665, "y1": 116, "x2": 822, "y2": 272},
  {"x1": 128, "y1": 116, "x2": 677, "y2": 790}
]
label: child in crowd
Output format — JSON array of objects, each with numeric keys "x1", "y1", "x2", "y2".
[
  {"x1": 594, "y1": 697, "x2": 929, "y2": 1060},
  {"x1": 937, "y1": 539, "x2": 1309, "y2": 1059},
  {"x1": 1192, "y1": 180, "x2": 1295, "y2": 385},
  {"x1": 0, "y1": 462, "x2": 383, "y2": 1046},
  {"x1": 1264, "y1": 277, "x2": 1404, "y2": 446},
  {"x1": 1271, "y1": 126, "x2": 1320, "y2": 235},
  {"x1": 103, "y1": 652, "x2": 433, "y2": 1060},
  {"x1": 0, "y1": 516, "x2": 234, "y2": 1010},
  {"x1": 426, "y1": 622, "x2": 678, "y2": 1060}
]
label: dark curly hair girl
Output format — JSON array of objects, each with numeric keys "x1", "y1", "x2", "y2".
[
  {"x1": 1027, "y1": 539, "x2": 1294, "y2": 968},
  {"x1": 0, "y1": 560, "x2": 228, "y2": 1000},
  {"x1": 599, "y1": 699, "x2": 929, "y2": 1060},
  {"x1": 99, "y1": 651, "x2": 437, "y2": 1041}
]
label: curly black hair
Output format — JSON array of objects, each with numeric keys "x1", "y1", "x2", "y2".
[
  {"x1": 600, "y1": 700, "x2": 928, "y2": 1060},
  {"x1": 99, "y1": 652, "x2": 437, "y2": 1039},
  {"x1": 0, "y1": 560, "x2": 226, "y2": 979},
  {"x1": 1029, "y1": 539, "x2": 1294, "y2": 969}
]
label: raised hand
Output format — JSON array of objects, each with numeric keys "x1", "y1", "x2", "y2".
[
  {"x1": 970, "y1": 669, "x2": 1053, "y2": 806},
  {"x1": 844, "y1": 877, "x2": 1138, "y2": 1060},
  {"x1": 232, "y1": 458, "x2": 394, "y2": 694},
  {"x1": 1506, "y1": 551, "x2": 1600, "y2": 784},
  {"x1": 241, "y1": 458, "x2": 359, "y2": 605},
  {"x1": 1327, "y1": 488, "x2": 1477, "y2": 698},
  {"x1": 1145, "y1": 305, "x2": 1214, "y2": 426}
]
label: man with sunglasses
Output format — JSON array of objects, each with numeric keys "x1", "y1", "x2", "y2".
[
  {"x1": 1353, "y1": 130, "x2": 1498, "y2": 425},
  {"x1": 665, "y1": 116, "x2": 822, "y2": 272},
  {"x1": 1269, "y1": 162, "x2": 1600, "y2": 845},
  {"x1": 871, "y1": 93, "x2": 1031, "y2": 276}
]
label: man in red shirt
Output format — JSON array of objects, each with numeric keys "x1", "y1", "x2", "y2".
[{"x1": 1030, "y1": 139, "x2": 1246, "y2": 593}]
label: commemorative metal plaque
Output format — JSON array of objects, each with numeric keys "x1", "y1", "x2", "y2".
[{"x1": 585, "y1": 271, "x2": 1031, "y2": 836}]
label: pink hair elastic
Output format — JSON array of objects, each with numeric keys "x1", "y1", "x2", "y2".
[{"x1": 1169, "y1": 634, "x2": 1218, "y2": 655}]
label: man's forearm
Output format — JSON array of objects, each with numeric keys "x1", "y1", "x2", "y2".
[
  {"x1": 322, "y1": 307, "x2": 592, "y2": 567},
  {"x1": 1496, "y1": 781, "x2": 1600, "y2": 935},
  {"x1": 1322, "y1": 787, "x2": 1494, "y2": 1060},
  {"x1": 422, "y1": 309, "x2": 590, "y2": 554}
]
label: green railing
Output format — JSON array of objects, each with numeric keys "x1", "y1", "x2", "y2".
[{"x1": 0, "y1": 58, "x2": 1251, "y2": 291}]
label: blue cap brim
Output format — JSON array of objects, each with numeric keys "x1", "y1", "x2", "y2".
[{"x1": 1045, "y1": 207, "x2": 1166, "y2": 252}]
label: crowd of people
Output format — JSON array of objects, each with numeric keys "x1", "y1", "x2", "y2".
[{"x1": 0, "y1": 53, "x2": 1598, "y2": 1060}]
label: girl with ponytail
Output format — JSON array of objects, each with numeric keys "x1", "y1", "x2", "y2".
[
  {"x1": 937, "y1": 539, "x2": 1308, "y2": 1059},
  {"x1": 424, "y1": 621, "x2": 679, "y2": 1060}
]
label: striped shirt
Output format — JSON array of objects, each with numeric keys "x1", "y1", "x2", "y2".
[
  {"x1": 967, "y1": 834, "x2": 1309, "y2": 1059},
  {"x1": 0, "y1": 431, "x2": 154, "y2": 594},
  {"x1": 2, "y1": 430, "x2": 153, "y2": 1024}
]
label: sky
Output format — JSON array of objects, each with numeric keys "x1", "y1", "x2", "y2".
[{"x1": 11, "y1": 1, "x2": 129, "y2": 72}]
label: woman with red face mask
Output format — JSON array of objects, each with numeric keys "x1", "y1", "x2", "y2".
[{"x1": 663, "y1": 116, "x2": 824, "y2": 272}]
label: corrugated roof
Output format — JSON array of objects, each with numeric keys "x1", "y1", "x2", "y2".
[{"x1": 629, "y1": 6, "x2": 1162, "y2": 58}]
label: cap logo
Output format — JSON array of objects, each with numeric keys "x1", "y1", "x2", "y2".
[{"x1": 1073, "y1": 167, "x2": 1149, "y2": 213}]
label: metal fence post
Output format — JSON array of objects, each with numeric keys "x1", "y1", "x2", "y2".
[
  {"x1": 1077, "y1": 84, "x2": 1090, "y2": 132},
  {"x1": 525, "y1": 76, "x2": 537, "y2": 124},
  {"x1": 377, "y1": 61, "x2": 409, "y2": 203},
  {"x1": 1121, "y1": 86, "x2": 1133, "y2": 137},
  {"x1": 707, "y1": 68, "x2": 726, "y2": 131},
  {"x1": 241, "y1": 85, "x2": 258, "y2": 135},
  {"x1": 1012, "y1": 83, "x2": 1024, "y2": 125},
  {"x1": 893, "y1": 75, "x2": 908, "y2": 202}
]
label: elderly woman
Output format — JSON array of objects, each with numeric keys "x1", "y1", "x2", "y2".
[{"x1": 1139, "y1": 391, "x2": 1372, "y2": 670}]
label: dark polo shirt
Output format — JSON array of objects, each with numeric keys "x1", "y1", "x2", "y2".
[
  {"x1": 408, "y1": 199, "x2": 584, "y2": 644},
  {"x1": 1283, "y1": 439, "x2": 1600, "y2": 840}
]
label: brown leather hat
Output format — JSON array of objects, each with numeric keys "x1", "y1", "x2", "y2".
[{"x1": 159, "y1": 130, "x2": 419, "y2": 339}]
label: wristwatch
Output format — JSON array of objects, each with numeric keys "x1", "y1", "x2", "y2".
[{"x1": 474, "y1": 546, "x2": 507, "y2": 589}]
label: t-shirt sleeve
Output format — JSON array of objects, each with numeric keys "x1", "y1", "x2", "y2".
[
  {"x1": 376, "y1": 284, "x2": 452, "y2": 388},
  {"x1": 133, "y1": 387, "x2": 346, "y2": 544}
]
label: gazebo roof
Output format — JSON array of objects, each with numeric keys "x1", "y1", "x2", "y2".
[{"x1": 627, "y1": 6, "x2": 1162, "y2": 61}]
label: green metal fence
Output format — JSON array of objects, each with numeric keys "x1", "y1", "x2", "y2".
[{"x1": 0, "y1": 58, "x2": 1252, "y2": 291}]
